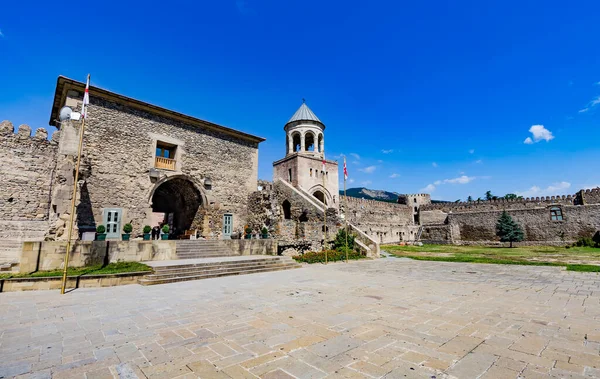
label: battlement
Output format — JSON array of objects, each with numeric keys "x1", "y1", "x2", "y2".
[
  {"x1": 0, "y1": 120, "x2": 59, "y2": 144},
  {"x1": 400, "y1": 193, "x2": 430, "y2": 198},
  {"x1": 421, "y1": 194, "x2": 576, "y2": 212},
  {"x1": 577, "y1": 187, "x2": 600, "y2": 205}
]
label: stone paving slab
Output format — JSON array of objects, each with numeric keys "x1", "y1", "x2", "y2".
[{"x1": 1, "y1": 258, "x2": 600, "y2": 378}]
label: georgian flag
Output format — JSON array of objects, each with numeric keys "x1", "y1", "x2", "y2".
[
  {"x1": 343, "y1": 157, "x2": 348, "y2": 181},
  {"x1": 81, "y1": 75, "x2": 90, "y2": 119},
  {"x1": 322, "y1": 153, "x2": 326, "y2": 173}
]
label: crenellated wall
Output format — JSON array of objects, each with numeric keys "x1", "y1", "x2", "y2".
[
  {"x1": 340, "y1": 195, "x2": 418, "y2": 244},
  {"x1": 0, "y1": 121, "x2": 59, "y2": 222},
  {"x1": 577, "y1": 188, "x2": 600, "y2": 205},
  {"x1": 421, "y1": 195, "x2": 575, "y2": 213}
]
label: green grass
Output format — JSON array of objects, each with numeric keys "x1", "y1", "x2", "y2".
[
  {"x1": 0, "y1": 261, "x2": 152, "y2": 280},
  {"x1": 566, "y1": 264, "x2": 600, "y2": 272},
  {"x1": 382, "y1": 244, "x2": 600, "y2": 271}
]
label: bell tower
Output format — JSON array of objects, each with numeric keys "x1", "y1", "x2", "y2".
[{"x1": 273, "y1": 101, "x2": 339, "y2": 209}]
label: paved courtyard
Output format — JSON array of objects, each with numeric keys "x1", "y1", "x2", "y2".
[{"x1": 1, "y1": 258, "x2": 600, "y2": 379}]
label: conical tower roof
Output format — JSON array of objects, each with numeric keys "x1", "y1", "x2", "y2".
[{"x1": 286, "y1": 102, "x2": 322, "y2": 124}]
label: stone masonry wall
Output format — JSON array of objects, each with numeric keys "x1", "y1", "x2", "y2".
[
  {"x1": 449, "y1": 204, "x2": 600, "y2": 244},
  {"x1": 62, "y1": 93, "x2": 259, "y2": 237},
  {"x1": 340, "y1": 196, "x2": 418, "y2": 244},
  {"x1": 0, "y1": 121, "x2": 58, "y2": 222},
  {"x1": 579, "y1": 188, "x2": 600, "y2": 205}
]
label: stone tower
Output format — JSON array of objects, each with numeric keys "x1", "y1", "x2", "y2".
[{"x1": 273, "y1": 101, "x2": 339, "y2": 209}]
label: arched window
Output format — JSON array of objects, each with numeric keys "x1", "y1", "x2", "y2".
[
  {"x1": 318, "y1": 133, "x2": 323, "y2": 152},
  {"x1": 550, "y1": 207, "x2": 563, "y2": 221},
  {"x1": 282, "y1": 200, "x2": 291, "y2": 220},
  {"x1": 313, "y1": 191, "x2": 327, "y2": 205},
  {"x1": 305, "y1": 132, "x2": 315, "y2": 152},
  {"x1": 292, "y1": 133, "x2": 301, "y2": 153}
]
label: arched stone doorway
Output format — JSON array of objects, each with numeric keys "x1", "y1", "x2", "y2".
[
  {"x1": 150, "y1": 177, "x2": 203, "y2": 235},
  {"x1": 313, "y1": 190, "x2": 327, "y2": 205}
]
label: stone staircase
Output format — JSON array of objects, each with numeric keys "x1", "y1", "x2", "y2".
[
  {"x1": 175, "y1": 240, "x2": 239, "y2": 259},
  {"x1": 139, "y1": 256, "x2": 301, "y2": 286}
]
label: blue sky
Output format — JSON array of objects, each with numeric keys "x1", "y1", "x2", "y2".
[{"x1": 1, "y1": 1, "x2": 599, "y2": 200}]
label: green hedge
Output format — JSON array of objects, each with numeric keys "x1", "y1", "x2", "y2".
[{"x1": 293, "y1": 249, "x2": 366, "y2": 264}]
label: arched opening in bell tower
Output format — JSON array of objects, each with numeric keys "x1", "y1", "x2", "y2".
[
  {"x1": 305, "y1": 132, "x2": 315, "y2": 152},
  {"x1": 292, "y1": 132, "x2": 301, "y2": 153}
]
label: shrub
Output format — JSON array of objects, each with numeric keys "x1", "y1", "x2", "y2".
[
  {"x1": 292, "y1": 249, "x2": 365, "y2": 264},
  {"x1": 573, "y1": 236, "x2": 595, "y2": 247},
  {"x1": 123, "y1": 223, "x2": 133, "y2": 234},
  {"x1": 333, "y1": 228, "x2": 355, "y2": 251},
  {"x1": 162, "y1": 224, "x2": 170, "y2": 234},
  {"x1": 261, "y1": 227, "x2": 268, "y2": 235},
  {"x1": 143, "y1": 225, "x2": 152, "y2": 234},
  {"x1": 245, "y1": 227, "x2": 253, "y2": 235},
  {"x1": 96, "y1": 225, "x2": 106, "y2": 234}
]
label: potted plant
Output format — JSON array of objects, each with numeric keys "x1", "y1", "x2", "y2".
[
  {"x1": 122, "y1": 223, "x2": 133, "y2": 241},
  {"x1": 261, "y1": 227, "x2": 269, "y2": 239},
  {"x1": 161, "y1": 224, "x2": 170, "y2": 240},
  {"x1": 143, "y1": 225, "x2": 152, "y2": 240},
  {"x1": 96, "y1": 225, "x2": 107, "y2": 241},
  {"x1": 245, "y1": 226, "x2": 253, "y2": 240}
]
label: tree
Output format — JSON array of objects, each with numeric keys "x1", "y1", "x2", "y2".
[
  {"x1": 467, "y1": 196, "x2": 473, "y2": 202},
  {"x1": 504, "y1": 193, "x2": 523, "y2": 200},
  {"x1": 485, "y1": 191, "x2": 494, "y2": 201},
  {"x1": 496, "y1": 211, "x2": 524, "y2": 248},
  {"x1": 333, "y1": 228, "x2": 355, "y2": 251}
]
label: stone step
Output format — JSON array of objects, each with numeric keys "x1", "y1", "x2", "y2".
[
  {"x1": 139, "y1": 263, "x2": 301, "y2": 286},
  {"x1": 151, "y1": 257, "x2": 293, "y2": 270},
  {"x1": 145, "y1": 262, "x2": 300, "y2": 280},
  {"x1": 149, "y1": 259, "x2": 295, "y2": 274}
]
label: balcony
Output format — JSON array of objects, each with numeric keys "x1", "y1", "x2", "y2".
[{"x1": 155, "y1": 156, "x2": 176, "y2": 171}]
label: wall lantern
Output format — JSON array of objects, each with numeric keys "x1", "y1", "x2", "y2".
[
  {"x1": 149, "y1": 168, "x2": 160, "y2": 180},
  {"x1": 204, "y1": 177, "x2": 212, "y2": 190}
]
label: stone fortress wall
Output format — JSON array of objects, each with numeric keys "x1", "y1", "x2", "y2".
[
  {"x1": 340, "y1": 195, "x2": 418, "y2": 244},
  {"x1": 0, "y1": 121, "x2": 60, "y2": 244},
  {"x1": 418, "y1": 188, "x2": 600, "y2": 245}
]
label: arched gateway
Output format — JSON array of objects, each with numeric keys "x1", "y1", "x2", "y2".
[{"x1": 149, "y1": 176, "x2": 205, "y2": 234}]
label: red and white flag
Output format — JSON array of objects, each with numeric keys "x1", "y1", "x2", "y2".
[
  {"x1": 81, "y1": 75, "x2": 90, "y2": 119},
  {"x1": 322, "y1": 153, "x2": 326, "y2": 173},
  {"x1": 343, "y1": 157, "x2": 348, "y2": 181}
]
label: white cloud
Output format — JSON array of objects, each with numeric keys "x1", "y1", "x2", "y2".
[
  {"x1": 349, "y1": 178, "x2": 355, "y2": 184},
  {"x1": 432, "y1": 162, "x2": 438, "y2": 168},
  {"x1": 595, "y1": 81, "x2": 600, "y2": 86},
  {"x1": 381, "y1": 149, "x2": 394, "y2": 154},
  {"x1": 475, "y1": 159, "x2": 483, "y2": 164},
  {"x1": 444, "y1": 175, "x2": 475, "y2": 184},
  {"x1": 389, "y1": 173, "x2": 399, "y2": 178},
  {"x1": 377, "y1": 160, "x2": 383, "y2": 163},
  {"x1": 524, "y1": 125, "x2": 554, "y2": 144},
  {"x1": 579, "y1": 96, "x2": 600, "y2": 113},
  {"x1": 361, "y1": 180, "x2": 372, "y2": 186},
  {"x1": 469, "y1": 149, "x2": 475, "y2": 154},
  {"x1": 421, "y1": 184, "x2": 436, "y2": 193},
  {"x1": 517, "y1": 181, "x2": 571, "y2": 197},
  {"x1": 350, "y1": 153, "x2": 360, "y2": 160},
  {"x1": 358, "y1": 166, "x2": 376, "y2": 174},
  {"x1": 434, "y1": 180, "x2": 442, "y2": 185}
]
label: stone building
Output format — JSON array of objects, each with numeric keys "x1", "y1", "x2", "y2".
[
  {"x1": 49, "y1": 76, "x2": 264, "y2": 239},
  {"x1": 0, "y1": 76, "x2": 265, "y2": 265}
]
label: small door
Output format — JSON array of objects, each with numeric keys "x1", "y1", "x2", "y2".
[
  {"x1": 103, "y1": 208, "x2": 122, "y2": 239},
  {"x1": 222, "y1": 214, "x2": 233, "y2": 239}
]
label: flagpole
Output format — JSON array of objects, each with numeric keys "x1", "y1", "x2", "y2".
[
  {"x1": 323, "y1": 158, "x2": 327, "y2": 265},
  {"x1": 60, "y1": 74, "x2": 90, "y2": 295},
  {"x1": 344, "y1": 157, "x2": 348, "y2": 263}
]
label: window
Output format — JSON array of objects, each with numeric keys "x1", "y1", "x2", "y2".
[
  {"x1": 550, "y1": 207, "x2": 563, "y2": 221},
  {"x1": 222, "y1": 214, "x2": 233, "y2": 238},
  {"x1": 155, "y1": 141, "x2": 177, "y2": 170},
  {"x1": 310, "y1": 168, "x2": 313, "y2": 177},
  {"x1": 282, "y1": 200, "x2": 291, "y2": 220},
  {"x1": 288, "y1": 168, "x2": 292, "y2": 182},
  {"x1": 414, "y1": 198, "x2": 417, "y2": 203},
  {"x1": 414, "y1": 206, "x2": 418, "y2": 212}
]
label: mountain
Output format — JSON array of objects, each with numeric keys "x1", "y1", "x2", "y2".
[
  {"x1": 340, "y1": 187, "x2": 400, "y2": 203},
  {"x1": 341, "y1": 187, "x2": 450, "y2": 204}
]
